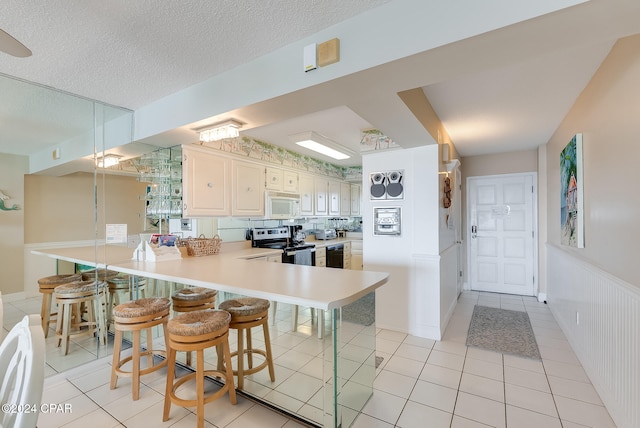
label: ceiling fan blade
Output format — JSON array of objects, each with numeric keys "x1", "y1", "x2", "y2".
[{"x1": 0, "y1": 28, "x2": 32, "y2": 57}]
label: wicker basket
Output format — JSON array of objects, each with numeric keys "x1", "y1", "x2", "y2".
[{"x1": 183, "y1": 234, "x2": 222, "y2": 257}]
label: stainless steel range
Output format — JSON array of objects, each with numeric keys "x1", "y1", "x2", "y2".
[{"x1": 250, "y1": 226, "x2": 315, "y2": 265}]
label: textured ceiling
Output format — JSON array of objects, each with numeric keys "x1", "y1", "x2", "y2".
[
  {"x1": 1, "y1": 0, "x2": 389, "y2": 109},
  {"x1": 2, "y1": 0, "x2": 640, "y2": 172}
]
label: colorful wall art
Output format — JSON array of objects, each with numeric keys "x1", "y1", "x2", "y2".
[{"x1": 560, "y1": 133, "x2": 584, "y2": 248}]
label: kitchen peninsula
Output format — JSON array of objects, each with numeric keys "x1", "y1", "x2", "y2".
[{"x1": 33, "y1": 244, "x2": 389, "y2": 428}]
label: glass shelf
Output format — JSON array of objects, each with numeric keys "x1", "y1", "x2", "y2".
[{"x1": 137, "y1": 146, "x2": 183, "y2": 226}]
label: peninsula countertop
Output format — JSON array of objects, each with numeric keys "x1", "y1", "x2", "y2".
[{"x1": 32, "y1": 243, "x2": 387, "y2": 311}]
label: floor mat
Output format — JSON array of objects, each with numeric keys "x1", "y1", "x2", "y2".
[{"x1": 466, "y1": 305, "x2": 541, "y2": 360}]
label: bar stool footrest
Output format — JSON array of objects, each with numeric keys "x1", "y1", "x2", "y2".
[
  {"x1": 113, "y1": 350, "x2": 168, "y2": 378},
  {"x1": 226, "y1": 349, "x2": 270, "y2": 377},
  {"x1": 168, "y1": 370, "x2": 233, "y2": 408}
]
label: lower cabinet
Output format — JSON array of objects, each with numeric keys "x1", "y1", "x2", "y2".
[
  {"x1": 316, "y1": 247, "x2": 326, "y2": 267},
  {"x1": 350, "y1": 240, "x2": 363, "y2": 270},
  {"x1": 343, "y1": 241, "x2": 352, "y2": 270}
]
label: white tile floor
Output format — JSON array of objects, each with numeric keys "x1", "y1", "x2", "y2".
[{"x1": 3, "y1": 291, "x2": 617, "y2": 427}]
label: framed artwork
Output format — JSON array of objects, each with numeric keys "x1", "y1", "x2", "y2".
[{"x1": 560, "y1": 133, "x2": 584, "y2": 248}]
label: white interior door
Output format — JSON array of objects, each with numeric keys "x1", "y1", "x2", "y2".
[{"x1": 468, "y1": 173, "x2": 536, "y2": 296}]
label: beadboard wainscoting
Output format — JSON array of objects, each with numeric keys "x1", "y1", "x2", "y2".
[
  {"x1": 547, "y1": 244, "x2": 639, "y2": 428},
  {"x1": 439, "y1": 244, "x2": 460, "y2": 337}
]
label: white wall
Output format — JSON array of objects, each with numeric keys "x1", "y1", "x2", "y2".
[
  {"x1": 363, "y1": 145, "x2": 448, "y2": 338},
  {"x1": 544, "y1": 34, "x2": 640, "y2": 428}
]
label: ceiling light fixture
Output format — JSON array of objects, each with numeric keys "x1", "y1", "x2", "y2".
[
  {"x1": 196, "y1": 119, "x2": 243, "y2": 142},
  {"x1": 290, "y1": 131, "x2": 353, "y2": 160},
  {"x1": 96, "y1": 154, "x2": 121, "y2": 168}
]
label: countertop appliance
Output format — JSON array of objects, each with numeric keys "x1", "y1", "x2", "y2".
[
  {"x1": 250, "y1": 226, "x2": 315, "y2": 265},
  {"x1": 315, "y1": 228, "x2": 337, "y2": 240},
  {"x1": 289, "y1": 225, "x2": 306, "y2": 245}
]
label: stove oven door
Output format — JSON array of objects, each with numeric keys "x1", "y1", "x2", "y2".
[{"x1": 283, "y1": 248, "x2": 316, "y2": 266}]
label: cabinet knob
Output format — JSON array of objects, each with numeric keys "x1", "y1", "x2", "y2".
[{"x1": 207, "y1": 182, "x2": 213, "y2": 188}]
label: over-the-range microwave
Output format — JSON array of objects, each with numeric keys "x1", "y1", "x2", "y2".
[{"x1": 265, "y1": 191, "x2": 301, "y2": 219}]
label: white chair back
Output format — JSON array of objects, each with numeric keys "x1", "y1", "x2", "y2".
[{"x1": 0, "y1": 314, "x2": 45, "y2": 428}]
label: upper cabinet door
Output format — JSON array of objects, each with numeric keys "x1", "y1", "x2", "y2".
[
  {"x1": 283, "y1": 170, "x2": 299, "y2": 193},
  {"x1": 350, "y1": 183, "x2": 361, "y2": 216},
  {"x1": 328, "y1": 180, "x2": 341, "y2": 216},
  {"x1": 181, "y1": 145, "x2": 230, "y2": 217},
  {"x1": 315, "y1": 177, "x2": 328, "y2": 216},
  {"x1": 299, "y1": 174, "x2": 314, "y2": 215},
  {"x1": 265, "y1": 167, "x2": 283, "y2": 191},
  {"x1": 340, "y1": 182, "x2": 351, "y2": 216},
  {"x1": 232, "y1": 160, "x2": 265, "y2": 216}
]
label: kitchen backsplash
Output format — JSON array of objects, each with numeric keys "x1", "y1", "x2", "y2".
[{"x1": 216, "y1": 216, "x2": 362, "y2": 242}]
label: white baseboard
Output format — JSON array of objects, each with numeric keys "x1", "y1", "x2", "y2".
[{"x1": 1, "y1": 291, "x2": 27, "y2": 303}]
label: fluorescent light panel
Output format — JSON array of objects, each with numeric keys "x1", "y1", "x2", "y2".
[{"x1": 291, "y1": 131, "x2": 352, "y2": 160}]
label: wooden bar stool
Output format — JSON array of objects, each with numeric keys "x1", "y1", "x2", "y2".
[
  {"x1": 80, "y1": 268, "x2": 120, "y2": 282},
  {"x1": 218, "y1": 297, "x2": 275, "y2": 390},
  {"x1": 54, "y1": 280, "x2": 108, "y2": 355},
  {"x1": 163, "y1": 309, "x2": 236, "y2": 428},
  {"x1": 107, "y1": 276, "x2": 147, "y2": 330},
  {"x1": 38, "y1": 273, "x2": 81, "y2": 338},
  {"x1": 110, "y1": 297, "x2": 170, "y2": 400},
  {"x1": 171, "y1": 287, "x2": 217, "y2": 313},
  {"x1": 171, "y1": 287, "x2": 217, "y2": 365}
]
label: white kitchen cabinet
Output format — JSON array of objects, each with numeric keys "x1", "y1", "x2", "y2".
[
  {"x1": 266, "y1": 167, "x2": 298, "y2": 193},
  {"x1": 299, "y1": 173, "x2": 314, "y2": 216},
  {"x1": 350, "y1": 240, "x2": 363, "y2": 270},
  {"x1": 283, "y1": 170, "x2": 298, "y2": 193},
  {"x1": 315, "y1": 177, "x2": 328, "y2": 216},
  {"x1": 343, "y1": 241, "x2": 352, "y2": 269},
  {"x1": 315, "y1": 247, "x2": 326, "y2": 267},
  {"x1": 350, "y1": 183, "x2": 361, "y2": 216},
  {"x1": 232, "y1": 160, "x2": 264, "y2": 216},
  {"x1": 340, "y1": 182, "x2": 351, "y2": 216},
  {"x1": 265, "y1": 167, "x2": 283, "y2": 191},
  {"x1": 181, "y1": 145, "x2": 231, "y2": 217},
  {"x1": 182, "y1": 144, "x2": 362, "y2": 220},
  {"x1": 328, "y1": 180, "x2": 341, "y2": 216},
  {"x1": 350, "y1": 254, "x2": 363, "y2": 270}
]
